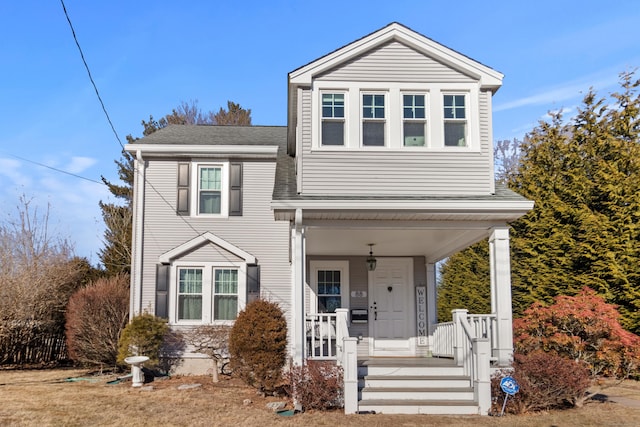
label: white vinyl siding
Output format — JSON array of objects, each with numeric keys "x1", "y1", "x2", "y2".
[
  {"x1": 137, "y1": 159, "x2": 291, "y2": 329},
  {"x1": 317, "y1": 41, "x2": 475, "y2": 83},
  {"x1": 301, "y1": 85, "x2": 492, "y2": 195}
]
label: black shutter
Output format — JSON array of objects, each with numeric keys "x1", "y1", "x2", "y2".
[
  {"x1": 156, "y1": 264, "x2": 170, "y2": 318},
  {"x1": 177, "y1": 162, "x2": 190, "y2": 215},
  {"x1": 229, "y1": 162, "x2": 242, "y2": 216},
  {"x1": 246, "y1": 265, "x2": 260, "y2": 303}
]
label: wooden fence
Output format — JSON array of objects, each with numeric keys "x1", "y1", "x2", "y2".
[{"x1": 0, "y1": 325, "x2": 68, "y2": 365}]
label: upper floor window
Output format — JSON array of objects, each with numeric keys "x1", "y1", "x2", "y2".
[
  {"x1": 403, "y1": 94, "x2": 427, "y2": 147},
  {"x1": 178, "y1": 162, "x2": 238, "y2": 217},
  {"x1": 198, "y1": 166, "x2": 222, "y2": 214},
  {"x1": 362, "y1": 93, "x2": 386, "y2": 146},
  {"x1": 321, "y1": 93, "x2": 345, "y2": 146},
  {"x1": 443, "y1": 94, "x2": 467, "y2": 147}
]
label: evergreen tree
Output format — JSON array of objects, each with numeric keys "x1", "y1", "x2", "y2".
[
  {"x1": 98, "y1": 101, "x2": 252, "y2": 276},
  {"x1": 438, "y1": 72, "x2": 640, "y2": 332}
]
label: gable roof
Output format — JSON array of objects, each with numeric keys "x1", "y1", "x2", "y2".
[
  {"x1": 125, "y1": 124, "x2": 287, "y2": 158},
  {"x1": 159, "y1": 232, "x2": 257, "y2": 264},
  {"x1": 286, "y1": 22, "x2": 503, "y2": 154},
  {"x1": 288, "y1": 22, "x2": 503, "y2": 89}
]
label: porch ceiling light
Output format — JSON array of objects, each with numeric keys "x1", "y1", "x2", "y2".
[{"x1": 366, "y1": 244, "x2": 377, "y2": 271}]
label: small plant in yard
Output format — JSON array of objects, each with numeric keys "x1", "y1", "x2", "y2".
[
  {"x1": 117, "y1": 312, "x2": 169, "y2": 369},
  {"x1": 283, "y1": 360, "x2": 344, "y2": 410},
  {"x1": 228, "y1": 299, "x2": 287, "y2": 394},
  {"x1": 184, "y1": 325, "x2": 231, "y2": 382},
  {"x1": 65, "y1": 274, "x2": 130, "y2": 368}
]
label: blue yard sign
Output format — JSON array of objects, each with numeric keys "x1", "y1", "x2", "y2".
[{"x1": 499, "y1": 376, "x2": 520, "y2": 416}]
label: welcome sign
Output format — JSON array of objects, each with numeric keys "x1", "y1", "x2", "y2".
[{"x1": 416, "y1": 286, "x2": 427, "y2": 346}]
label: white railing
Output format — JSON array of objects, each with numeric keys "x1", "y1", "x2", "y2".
[
  {"x1": 452, "y1": 309, "x2": 492, "y2": 415},
  {"x1": 305, "y1": 310, "x2": 358, "y2": 414},
  {"x1": 305, "y1": 313, "x2": 337, "y2": 359},
  {"x1": 432, "y1": 320, "x2": 455, "y2": 358},
  {"x1": 432, "y1": 313, "x2": 496, "y2": 360}
]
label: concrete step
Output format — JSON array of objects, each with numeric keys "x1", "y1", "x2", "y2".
[
  {"x1": 361, "y1": 386, "x2": 474, "y2": 401},
  {"x1": 358, "y1": 399, "x2": 480, "y2": 415},
  {"x1": 362, "y1": 375, "x2": 471, "y2": 389},
  {"x1": 364, "y1": 364, "x2": 465, "y2": 377}
]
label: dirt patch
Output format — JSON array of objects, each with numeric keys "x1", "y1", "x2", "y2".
[{"x1": 1, "y1": 369, "x2": 640, "y2": 426}]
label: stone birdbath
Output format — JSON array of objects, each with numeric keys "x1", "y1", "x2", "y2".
[{"x1": 124, "y1": 355, "x2": 149, "y2": 387}]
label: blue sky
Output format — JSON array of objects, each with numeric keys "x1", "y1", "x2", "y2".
[{"x1": 1, "y1": 1, "x2": 638, "y2": 263}]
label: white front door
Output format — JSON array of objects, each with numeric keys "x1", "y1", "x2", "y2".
[{"x1": 369, "y1": 258, "x2": 414, "y2": 356}]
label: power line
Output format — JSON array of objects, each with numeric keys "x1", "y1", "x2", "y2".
[
  {"x1": 4, "y1": 152, "x2": 104, "y2": 185},
  {"x1": 60, "y1": 0, "x2": 124, "y2": 151}
]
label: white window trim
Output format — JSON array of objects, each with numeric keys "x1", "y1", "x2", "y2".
[
  {"x1": 401, "y1": 91, "x2": 430, "y2": 149},
  {"x1": 319, "y1": 90, "x2": 348, "y2": 147},
  {"x1": 361, "y1": 91, "x2": 388, "y2": 148},
  {"x1": 191, "y1": 161, "x2": 229, "y2": 217},
  {"x1": 309, "y1": 260, "x2": 350, "y2": 313},
  {"x1": 169, "y1": 261, "x2": 246, "y2": 325},
  {"x1": 440, "y1": 91, "x2": 477, "y2": 150}
]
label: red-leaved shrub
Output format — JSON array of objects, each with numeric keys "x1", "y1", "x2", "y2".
[
  {"x1": 283, "y1": 360, "x2": 343, "y2": 410},
  {"x1": 492, "y1": 351, "x2": 591, "y2": 414},
  {"x1": 65, "y1": 274, "x2": 129, "y2": 368},
  {"x1": 514, "y1": 287, "x2": 640, "y2": 378}
]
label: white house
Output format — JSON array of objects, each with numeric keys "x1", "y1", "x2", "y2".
[{"x1": 125, "y1": 22, "x2": 533, "y2": 415}]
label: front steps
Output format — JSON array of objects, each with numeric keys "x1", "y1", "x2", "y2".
[{"x1": 357, "y1": 358, "x2": 481, "y2": 415}]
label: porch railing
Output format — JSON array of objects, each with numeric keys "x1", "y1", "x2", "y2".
[
  {"x1": 305, "y1": 313, "x2": 337, "y2": 359},
  {"x1": 443, "y1": 309, "x2": 492, "y2": 414},
  {"x1": 432, "y1": 312, "x2": 496, "y2": 360},
  {"x1": 305, "y1": 310, "x2": 358, "y2": 414}
]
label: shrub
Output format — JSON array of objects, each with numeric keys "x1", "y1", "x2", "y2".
[
  {"x1": 283, "y1": 360, "x2": 343, "y2": 410},
  {"x1": 184, "y1": 325, "x2": 232, "y2": 382},
  {"x1": 229, "y1": 299, "x2": 287, "y2": 393},
  {"x1": 514, "y1": 287, "x2": 640, "y2": 378},
  {"x1": 491, "y1": 352, "x2": 591, "y2": 414},
  {"x1": 117, "y1": 313, "x2": 169, "y2": 368},
  {"x1": 65, "y1": 274, "x2": 130, "y2": 368}
]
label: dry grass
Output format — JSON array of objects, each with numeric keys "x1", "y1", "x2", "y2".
[{"x1": 0, "y1": 368, "x2": 639, "y2": 426}]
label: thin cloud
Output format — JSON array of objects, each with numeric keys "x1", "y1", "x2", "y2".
[
  {"x1": 495, "y1": 73, "x2": 620, "y2": 113},
  {"x1": 65, "y1": 156, "x2": 97, "y2": 174}
]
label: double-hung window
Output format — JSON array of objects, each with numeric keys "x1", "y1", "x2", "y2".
[
  {"x1": 321, "y1": 93, "x2": 345, "y2": 146},
  {"x1": 362, "y1": 93, "x2": 386, "y2": 146},
  {"x1": 198, "y1": 166, "x2": 222, "y2": 214},
  {"x1": 175, "y1": 265, "x2": 241, "y2": 323},
  {"x1": 443, "y1": 94, "x2": 467, "y2": 147},
  {"x1": 403, "y1": 94, "x2": 427, "y2": 147},
  {"x1": 214, "y1": 269, "x2": 238, "y2": 320},
  {"x1": 178, "y1": 268, "x2": 203, "y2": 320}
]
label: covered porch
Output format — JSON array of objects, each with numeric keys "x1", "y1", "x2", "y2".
[{"x1": 278, "y1": 200, "x2": 532, "y2": 414}]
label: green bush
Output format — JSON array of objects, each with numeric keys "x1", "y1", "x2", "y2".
[
  {"x1": 117, "y1": 313, "x2": 169, "y2": 368},
  {"x1": 229, "y1": 299, "x2": 287, "y2": 393}
]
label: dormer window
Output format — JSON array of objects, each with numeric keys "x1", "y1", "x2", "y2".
[
  {"x1": 362, "y1": 93, "x2": 386, "y2": 146},
  {"x1": 403, "y1": 94, "x2": 427, "y2": 147},
  {"x1": 444, "y1": 94, "x2": 467, "y2": 147},
  {"x1": 321, "y1": 93, "x2": 345, "y2": 146}
]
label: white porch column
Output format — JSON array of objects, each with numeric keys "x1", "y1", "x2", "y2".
[
  {"x1": 426, "y1": 262, "x2": 438, "y2": 345},
  {"x1": 489, "y1": 227, "x2": 513, "y2": 366},
  {"x1": 291, "y1": 209, "x2": 306, "y2": 365}
]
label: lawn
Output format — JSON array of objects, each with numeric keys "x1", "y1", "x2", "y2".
[{"x1": 1, "y1": 368, "x2": 639, "y2": 426}]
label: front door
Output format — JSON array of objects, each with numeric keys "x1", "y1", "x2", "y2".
[{"x1": 369, "y1": 258, "x2": 414, "y2": 356}]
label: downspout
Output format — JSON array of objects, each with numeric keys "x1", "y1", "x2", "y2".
[{"x1": 130, "y1": 150, "x2": 145, "y2": 318}]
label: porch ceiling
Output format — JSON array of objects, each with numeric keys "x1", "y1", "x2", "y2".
[{"x1": 305, "y1": 223, "x2": 496, "y2": 263}]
